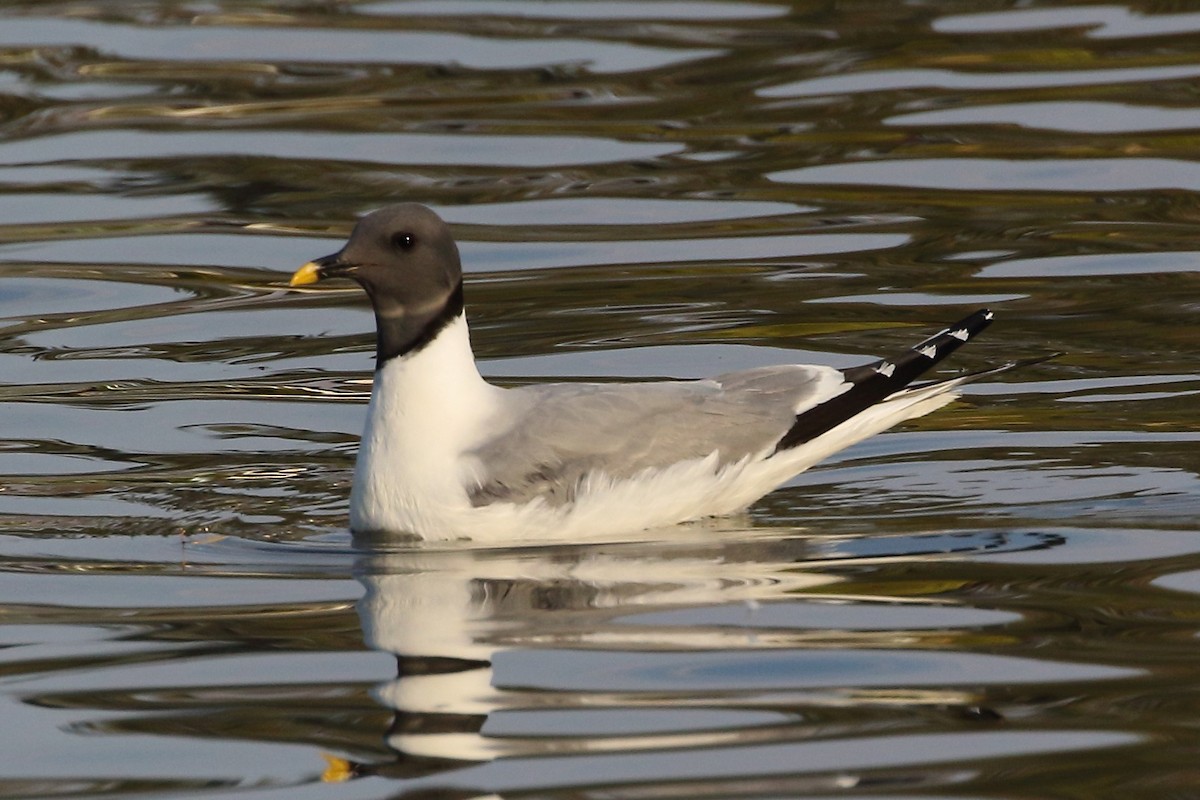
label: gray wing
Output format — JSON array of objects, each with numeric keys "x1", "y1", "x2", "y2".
[{"x1": 468, "y1": 365, "x2": 836, "y2": 507}]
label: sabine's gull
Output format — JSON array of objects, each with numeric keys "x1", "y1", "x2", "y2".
[{"x1": 291, "y1": 204, "x2": 1027, "y2": 542}]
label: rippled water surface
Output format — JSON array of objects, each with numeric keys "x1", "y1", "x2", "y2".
[{"x1": 3, "y1": 1, "x2": 1200, "y2": 798}]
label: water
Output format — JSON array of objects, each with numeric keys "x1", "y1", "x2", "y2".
[{"x1": 2, "y1": 1, "x2": 1199, "y2": 797}]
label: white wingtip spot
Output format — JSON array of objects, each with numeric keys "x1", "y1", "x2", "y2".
[
  {"x1": 984, "y1": 310, "x2": 995, "y2": 320},
  {"x1": 875, "y1": 361, "x2": 896, "y2": 377},
  {"x1": 917, "y1": 344, "x2": 937, "y2": 359},
  {"x1": 949, "y1": 328, "x2": 969, "y2": 341}
]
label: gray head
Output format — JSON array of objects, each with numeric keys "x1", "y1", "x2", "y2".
[{"x1": 291, "y1": 204, "x2": 464, "y2": 365}]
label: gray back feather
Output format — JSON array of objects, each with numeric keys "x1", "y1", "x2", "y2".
[{"x1": 469, "y1": 365, "x2": 831, "y2": 507}]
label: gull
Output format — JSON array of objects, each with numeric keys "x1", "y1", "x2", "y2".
[{"x1": 291, "y1": 204, "x2": 1019, "y2": 542}]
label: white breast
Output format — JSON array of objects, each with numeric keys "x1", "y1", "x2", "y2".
[{"x1": 349, "y1": 315, "x2": 503, "y2": 536}]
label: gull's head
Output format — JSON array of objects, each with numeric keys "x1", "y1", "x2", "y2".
[{"x1": 290, "y1": 203, "x2": 462, "y2": 319}]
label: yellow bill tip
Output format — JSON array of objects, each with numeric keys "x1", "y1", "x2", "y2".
[{"x1": 289, "y1": 261, "x2": 322, "y2": 287}]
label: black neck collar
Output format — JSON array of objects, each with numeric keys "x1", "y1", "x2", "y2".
[{"x1": 374, "y1": 280, "x2": 465, "y2": 367}]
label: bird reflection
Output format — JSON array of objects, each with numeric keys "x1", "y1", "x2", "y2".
[
  {"x1": 328, "y1": 527, "x2": 837, "y2": 783},
  {"x1": 327, "y1": 526, "x2": 1054, "y2": 792}
]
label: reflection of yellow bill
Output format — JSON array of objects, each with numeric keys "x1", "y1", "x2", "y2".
[
  {"x1": 289, "y1": 261, "x2": 322, "y2": 287},
  {"x1": 320, "y1": 753, "x2": 354, "y2": 783}
]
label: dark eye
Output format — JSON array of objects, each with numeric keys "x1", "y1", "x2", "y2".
[{"x1": 391, "y1": 232, "x2": 416, "y2": 251}]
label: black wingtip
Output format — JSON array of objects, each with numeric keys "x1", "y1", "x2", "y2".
[
  {"x1": 913, "y1": 307, "x2": 993, "y2": 348},
  {"x1": 842, "y1": 307, "x2": 995, "y2": 387},
  {"x1": 774, "y1": 309, "x2": 998, "y2": 453}
]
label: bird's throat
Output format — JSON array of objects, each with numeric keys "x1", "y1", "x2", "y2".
[{"x1": 373, "y1": 280, "x2": 465, "y2": 366}]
